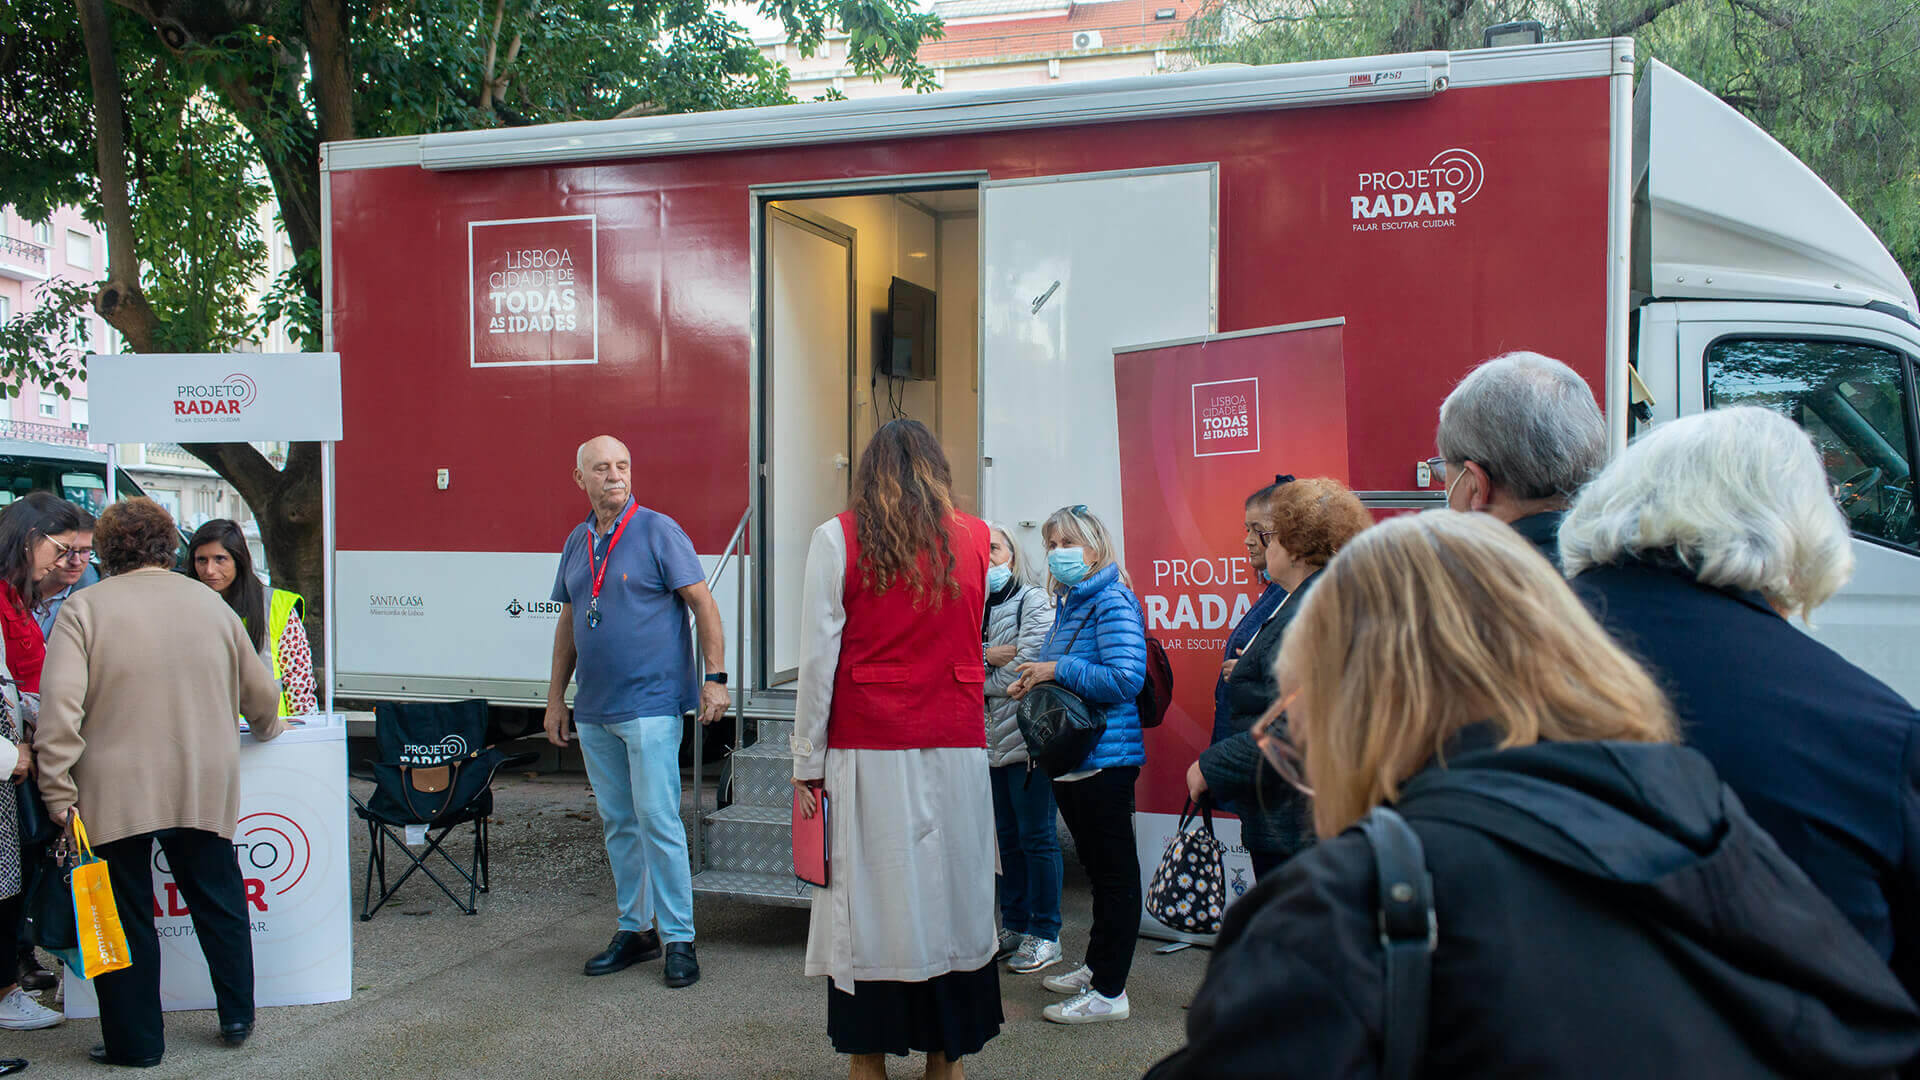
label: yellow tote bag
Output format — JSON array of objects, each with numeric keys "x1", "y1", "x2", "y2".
[{"x1": 69, "y1": 815, "x2": 133, "y2": 979}]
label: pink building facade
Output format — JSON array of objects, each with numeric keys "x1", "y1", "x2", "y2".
[{"x1": 0, "y1": 202, "x2": 104, "y2": 445}]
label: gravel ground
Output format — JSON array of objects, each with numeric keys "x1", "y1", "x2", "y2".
[{"x1": 10, "y1": 765, "x2": 1207, "y2": 1078}]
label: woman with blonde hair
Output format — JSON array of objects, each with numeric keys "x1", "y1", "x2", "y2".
[
  {"x1": 1187, "y1": 476, "x2": 1370, "y2": 880},
  {"x1": 790, "y1": 420, "x2": 1000, "y2": 1080},
  {"x1": 1008, "y1": 504, "x2": 1146, "y2": 1025},
  {"x1": 1149, "y1": 511, "x2": 1920, "y2": 1077}
]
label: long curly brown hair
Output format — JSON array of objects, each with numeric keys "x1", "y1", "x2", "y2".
[{"x1": 850, "y1": 420, "x2": 959, "y2": 608}]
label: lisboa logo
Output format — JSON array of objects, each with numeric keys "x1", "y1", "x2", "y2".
[
  {"x1": 174, "y1": 372, "x2": 258, "y2": 417},
  {"x1": 1351, "y1": 148, "x2": 1485, "y2": 221},
  {"x1": 505, "y1": 598, "x2": 524, "y2": 618},
  {"x1": 234, "y1": 811, "x2": 312, "y2": 898}
]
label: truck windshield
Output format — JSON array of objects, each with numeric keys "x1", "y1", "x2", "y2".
[{"x1": 1707, "y1": 337, "x2": 1918, "y2": 549}]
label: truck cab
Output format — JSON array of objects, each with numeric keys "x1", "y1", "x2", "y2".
[{"x1": 1629, "y1": 62, "x2": 1920, "y2": 703}]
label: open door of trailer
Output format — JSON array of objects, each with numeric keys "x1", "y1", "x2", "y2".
[{"x1": 978, "y1": 165, "x2": 1217, "y2": 560}]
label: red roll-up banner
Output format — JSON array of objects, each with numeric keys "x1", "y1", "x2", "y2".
[{"x1": 1113, "y1": 318, "x2": 1349, "y2": 936}]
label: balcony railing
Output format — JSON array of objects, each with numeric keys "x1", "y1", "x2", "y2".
[
  {"x1": 0, "y1": 419, "x2": 90, "y2": 447},
  {"x1": 0, "y1": 235, "x2": 47, "y2": 268}
]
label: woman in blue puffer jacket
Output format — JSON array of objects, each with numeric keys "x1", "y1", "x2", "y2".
[{"x1": 1009, "y1": 504, "x2": 1147, "y2": 1027}]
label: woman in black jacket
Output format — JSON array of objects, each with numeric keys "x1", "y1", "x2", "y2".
[
  {"x1": 1149, "y1": 511, "x2": 1920, "y2": 1079},
  {"x1": 1187, "y1": 477, "x2": 1370, "y2": 880},
  {"x1": 1562, "y1": 405, "x2": 1920, "y2": 1008}
]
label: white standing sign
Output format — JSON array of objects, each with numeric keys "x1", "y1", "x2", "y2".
[{"x1": 86, "y1": 353, "x2": 343, "y2": 444}]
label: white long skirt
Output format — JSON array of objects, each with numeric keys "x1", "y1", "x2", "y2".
[{"x1": 804, "y1": 746, "x2": 999, "y2": 994}]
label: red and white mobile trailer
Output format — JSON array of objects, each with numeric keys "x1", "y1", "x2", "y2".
[{"x1": 322, "y1": 38, "x2": 1920, "y2": 908}]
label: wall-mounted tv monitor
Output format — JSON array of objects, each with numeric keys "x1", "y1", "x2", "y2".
[{"x1": 883, "y1": 277, "x2": 937, "y2": 381}]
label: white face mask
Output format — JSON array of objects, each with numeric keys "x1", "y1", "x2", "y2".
[{"x1": 987, "y1": 563, "x2": 1013, "y2": 592}]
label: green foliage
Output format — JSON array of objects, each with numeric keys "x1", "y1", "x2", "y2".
[
  {"x1": 1188, "y1": 0, "x2": 1920, "y2": 298},
  {"x1": 262, "y1": 246, "x2": 322, "y2": 353},
  {"x1": 0, "y1": 279, "x2": 94, "y2": 397},
  {"x1": 131, "y1": 96, "x2": 273, "y2": 354}
]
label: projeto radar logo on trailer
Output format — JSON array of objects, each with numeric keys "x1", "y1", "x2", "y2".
[
  {"x1": 172, "y1": 372, "x2": 256, "y2": 420},
  {"x1": 1350, "y1": 148, "x2": 1484, "y2": 232}
]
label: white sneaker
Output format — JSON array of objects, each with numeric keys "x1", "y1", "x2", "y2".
[
  {"x1": 0, "y1": 985, "x2": 63, "y2": 1030},
  {"x1": 1044, "y1": 988, "x2": 1130, "y2": 1024},
  {"x1": 995, "y1": 928, "x2": 1026, "y2": 961},
  {"x1": 1007, "y1": 936, "x2": 1063, "y2": 974},
  {"x1": 1043, "y1": 963, "x2": 1093, "y2": 995}
]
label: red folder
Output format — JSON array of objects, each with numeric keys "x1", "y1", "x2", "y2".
[{"x1": 792, "y1": 788, "x2": 829, "y2": 888}]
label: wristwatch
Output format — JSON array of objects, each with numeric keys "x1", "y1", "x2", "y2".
[{"x1": 704, "y1": 672, "x2": 729, "y2": 685}]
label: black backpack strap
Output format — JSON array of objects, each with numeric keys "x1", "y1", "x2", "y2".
[{"x1": 1357, "y1": 806, "x2": 1435, "y2": 1080}]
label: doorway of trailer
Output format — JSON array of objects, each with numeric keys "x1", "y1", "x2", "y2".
[
  {"x1": 753, "y1": 164, "x2": 1218, "y2": 694},
  {"x1": 756, "y1": 180, "x2": 984, "y2": 690}
]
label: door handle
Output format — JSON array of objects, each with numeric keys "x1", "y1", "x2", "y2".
[{"x1": 834, "y1": 453, "x2": 850, "y2": 470}]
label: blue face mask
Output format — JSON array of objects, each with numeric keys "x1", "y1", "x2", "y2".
[
  {"x1": 1049, "y1": 547, "x2": 1093, "y2": 586},
  {"x1": 987, "y1": 563, "x2": 1013, "y2": 592}
]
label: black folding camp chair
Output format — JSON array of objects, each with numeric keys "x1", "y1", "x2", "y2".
[{"x1": 351, "y1": 699, "x2": 535, "y2": 919}]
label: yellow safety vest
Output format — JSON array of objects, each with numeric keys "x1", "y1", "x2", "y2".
[{"x1": 266, "y1": 588, "x2": 306, "y2": 716}]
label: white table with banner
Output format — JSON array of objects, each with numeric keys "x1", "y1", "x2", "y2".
[{"x1": 63, "y1": 715, "x2": 353, "y2": 1016}]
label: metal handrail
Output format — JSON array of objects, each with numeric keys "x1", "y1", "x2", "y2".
[{"x1": 692, "y1": 505, "x2": 751, "y2": 872}]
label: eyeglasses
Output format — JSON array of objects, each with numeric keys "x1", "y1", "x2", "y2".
[
  {"x1": 1424, "y1": 457, "x2": 1450, "y2": 486},
  {"x1": 44, "y1": 535, "x2": 92, "y2": 565},
  {"x1": 1250, "y1": 690, "x2": 1311, "y2": 796}
]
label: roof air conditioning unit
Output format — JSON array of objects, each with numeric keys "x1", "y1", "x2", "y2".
[{"x1": 1072, "y1": 30, "x2": 1103, "y2": 50}]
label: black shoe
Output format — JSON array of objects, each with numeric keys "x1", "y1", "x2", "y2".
[
  {"x1": 17, "y1": 949, "x2": 55, "y2": 993},
  {"x1": 663, "y1": 942, "x2": 699, "y2": 988},
  {"x1": 220, "y1": 1020, "x2": 253, "y2": 1047},
  {"x1": 583, "y1": 928, "x2": 661, "y2": 976},
  {"x1": 89, "y1": 1044, "x2": 163, "y2": 1068}
]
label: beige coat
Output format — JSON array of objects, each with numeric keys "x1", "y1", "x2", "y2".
[{"x1": 35, "y1": 567, "x2": 285, "y2": 847}]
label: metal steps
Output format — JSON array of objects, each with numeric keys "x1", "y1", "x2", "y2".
[{"x1": 693, "y1": 717, "x2": 813, "y2": 908}]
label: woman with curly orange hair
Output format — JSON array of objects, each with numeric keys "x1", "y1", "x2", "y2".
[
  {"x1": 1188, "y1": 477, "x2": 1371, "y2": 881},
  {"x1": 790, "y1": 420, "x2": 1000, "y2": 1080}
]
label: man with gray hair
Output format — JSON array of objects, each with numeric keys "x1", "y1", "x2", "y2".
[{"x1": 1432, "y1": 351, "x2": 1607, "y2": 568}]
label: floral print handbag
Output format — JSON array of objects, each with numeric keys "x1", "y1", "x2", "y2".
[{"x1": 1146, "y1": 797, "x2": 1228, "y2": 936}]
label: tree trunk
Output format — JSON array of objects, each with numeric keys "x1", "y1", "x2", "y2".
[{"x1": 75, "y1": 0, "x2": 160, "y2": 353}]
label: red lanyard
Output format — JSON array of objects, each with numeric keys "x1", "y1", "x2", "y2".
[{"x1": 586, "y1": 502, "x2": 638, "y2": 606}]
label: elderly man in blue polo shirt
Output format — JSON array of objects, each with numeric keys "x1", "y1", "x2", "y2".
[{"x1": 545, "y1": 435, "x2": 729, "y2": 989}]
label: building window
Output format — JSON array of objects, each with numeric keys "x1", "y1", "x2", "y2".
[
  {"x1": 65, "y1": 230, "x2": 91, "y2": 270},
  {"x1": 38, "y1": 391, "x2": 59, "y2": 419},
  {"x1": 32, "y1": 222, "x2": 50, "y2": 246},
  {"x1": 0, "y1": 296, "x2": 9, "y2": 324},
  {"x1": 70, "y1": 398, "x2": 88, "y2": 429}
]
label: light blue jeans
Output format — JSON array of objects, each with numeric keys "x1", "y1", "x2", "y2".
[{"x1": 576, "y1": 715, "x2": 696, "y2": 943}]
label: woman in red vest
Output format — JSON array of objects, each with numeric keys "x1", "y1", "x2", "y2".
[{"x1": 791, "y1": 420, "x2": 1001, "y2": 1080}]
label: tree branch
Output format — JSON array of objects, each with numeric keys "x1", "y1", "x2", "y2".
[
  {"x1": 75, "y1": 0, "x2": 158, "y2": 352},
  {"x1": 1610, "y1": 0, "x2": 1691, "y2": 37}
]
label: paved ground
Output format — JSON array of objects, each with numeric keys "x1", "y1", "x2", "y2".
[{"x1": 14, "y1": 765, "x2": 1206, "y2": 1078}]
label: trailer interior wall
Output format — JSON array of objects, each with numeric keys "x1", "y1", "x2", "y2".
[{"x1": 325, "y1": 53, "x2": 1617, "y2": 700}]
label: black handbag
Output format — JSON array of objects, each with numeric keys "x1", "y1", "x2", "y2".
[
  {"x1": 24, "y1": 833, "x2": 78, "y2": 957},
  {"x1": 1145, "y1": 798, "x2": 1228, "y2": 935},
  {"x1": 1016, "y1": 610, "x2": 1106, "y2": 777},
  {"x1": 14, "y1": 778, "x2": 54, "y2": 846}
]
